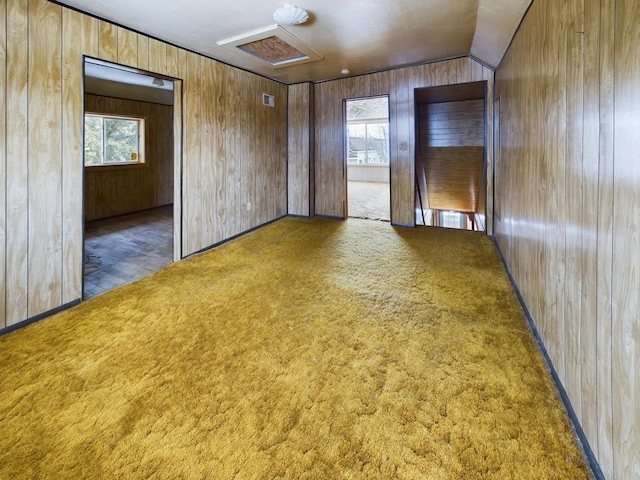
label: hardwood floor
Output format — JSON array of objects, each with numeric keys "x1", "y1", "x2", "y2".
[{"x1": 83, "y1": 205, "x2": 173, "y2": 299}]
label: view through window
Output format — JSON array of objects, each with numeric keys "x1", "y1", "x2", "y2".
[
  {"x1": 347, "y1": 98, "x2": 389, "y2": 165},
  {"x1": 84, "y1": 114, "x2": 144, "y2": 167}
]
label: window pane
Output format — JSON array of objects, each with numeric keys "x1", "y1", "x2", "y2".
[
  {"x1": 104, "y1": 118, "x2": 139, "y2": 164},
  {"x1": 442, "y1": 211, "x2": 463, "y2": 229},
  {"x1": 84, "y1": 116, "x2": 103, "y2": 166},
  {"x1": 346, "y1": 97, "x2": 389, "y2": 165}
]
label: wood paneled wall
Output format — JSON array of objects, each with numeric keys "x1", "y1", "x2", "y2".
[
  {"x1": 177, "y1": 54, "x2": 286, "y2": 255},
  {"x1": 313, "y1": 57, "x2": 494, "y2": 228},
  {"x1": 287, "y1": 82, "x2": 314, "y2": 216},
  {"x1": 0, "y1": 0, "x2": 287, "y2": 330},
  {"x1": 419, "y1": 147, "x2": 484, "y2": 213},
  {"x1": 419, "y1": 100, "x2": 484, "y2": 147},
  {"x1": 417, "y1": 99, "x2": 485, "y2": 214},
  {"x1": 84, "y1": 94, "x2": 174, "y2": 221},
  {"x1": 495, "y1": 0, "x2": 639, "y2": 477}
]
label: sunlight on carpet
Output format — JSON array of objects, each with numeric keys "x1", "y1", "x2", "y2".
[
  {"x1": 347, "y1": 181, "x2": 390, "y2": 221},
  {"x1": 0, "y1": 217, "x2": 591, "y2": 479}
]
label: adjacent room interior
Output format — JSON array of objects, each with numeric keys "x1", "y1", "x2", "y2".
[
  {"x1": 414, "y1": 82, "x2": 486, "y2": 231},
  {"x1": 345, "y1": 96, "x2": 390, "y2": 221},
  {"x1": 82, "y1": 59, "x2": 175, "y2": 298}
]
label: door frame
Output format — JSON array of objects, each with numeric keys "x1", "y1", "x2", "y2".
[
  {"x1": 81, "y1": 57, "x2": 183, "y2": 299},
  {"x1": 343, "y1": 95, "x2": 392, "y2": 220}
]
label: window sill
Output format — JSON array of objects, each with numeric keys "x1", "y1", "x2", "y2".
[{"x1": 84, "y1": 162, "x2": 147, "y2": 171}]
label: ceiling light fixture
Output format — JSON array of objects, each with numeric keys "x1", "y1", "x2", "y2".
[
  {"x1": 152, "y1": 77, "x2": 165, "y2": 87},
  {"x1": 273, "y1": 5, "x2": 309, "y2": 25},
  {"x1": 341, "y1": 68, "x2": 350, "y2": 75}
]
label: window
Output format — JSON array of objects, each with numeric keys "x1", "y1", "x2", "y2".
[
  {"x1": 84, "y1": 114, "x2": 145, "y2": 167},
  {"x1": 441, "y1": 211, "x2": 465, "y2": 229},
  {"x1": 346, "y1": 97, "x2": 389, "y2": 165}
]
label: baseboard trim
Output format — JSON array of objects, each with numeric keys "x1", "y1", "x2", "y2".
[
  {"x1": 0, "y1": 299, "x2": 82, "y2": 337},
  {"x1": 187, "y1": 215, "x2": 289, "y2": 257},
  {"x1": 491, "y1": 238, "x2": 605, "y2": 480},
  {"x1": 391, "y1": 222, "x2": 414, "y2": 228}
]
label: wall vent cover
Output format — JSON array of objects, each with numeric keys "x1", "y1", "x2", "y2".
[
  {"x1": 217, "y1": 25, "x2": 323, "y2": 69},
  {"x1": 262, "y1": 94, "x2": 275, "y2": 107}
]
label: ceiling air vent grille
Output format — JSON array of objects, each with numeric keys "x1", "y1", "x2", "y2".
[
  {"x1": 217, "y1": 25, "x2": 323, "y2": 69},
  {"x1": 239, "y1": 36, "x2": 307, "y2": 65}
]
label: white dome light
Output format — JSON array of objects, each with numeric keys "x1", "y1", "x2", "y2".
[{"x1": 273, "y1": 5, "x2": 309, "y2": 25}]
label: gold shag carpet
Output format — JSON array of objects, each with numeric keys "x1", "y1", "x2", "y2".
[{"x1": 0, "y1": 217, "x2": 591, "y2": 479}]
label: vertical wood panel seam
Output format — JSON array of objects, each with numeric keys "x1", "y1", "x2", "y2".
[
  {"x1": 592, "y1": 0, "x2": 603, "y2": 460},
  {"x1": 1, "y1": 0, "x2": 6, "y2": 327},
  {"x1": 26, "y1": 0, "x2": 30, "y2": 317},
  {"x1": 596, "y1": 0, "x2": 615, "y2": 473},
  {"x1": 608, "y1": 0, "x2": 616, "y2": 473},
  {"x1": 59, "y1": 2, "x2": 64, "y2": 300}
]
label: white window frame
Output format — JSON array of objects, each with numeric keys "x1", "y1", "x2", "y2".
[{"x1": 84, "y1": 113, "x2": 145, "y2": 167}]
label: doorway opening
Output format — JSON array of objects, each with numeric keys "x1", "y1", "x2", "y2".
[
  {"x1": 414, "y1": 82, "x2": 487, "y2": 231},
  {"x1": 345, "y1": 96, "x2": 390, "y2": 221},
  {"x1": 82, "y1": 58, "x2": 178, "y2": 299}
]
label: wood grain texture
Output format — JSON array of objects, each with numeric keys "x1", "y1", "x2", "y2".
[
  {"x1": 84, "y1": 95, "x2": 174, "y2": 221},
  {"x1": 172, "y1": 80, "x2": 183, "y2": 261},
  {"x1": 288, "y1": 83, "x2": 313, "y2": 216},
  {"x1": 257, "y1": 76, "x2": 287, "y2": 224},
  {"x1": 222, "y1": 65, "x2": 237, "y2": 239},
  {"x1": 98, "y1": 20, "x2": 117, "y2": 62},
  {"x1": 240, "y1": 72, "x2": 257, "y2": 230},
  {"x1": 0, "y1": 0, "x2": 6, "y2": 328},
  {"x1": 496, "y1": 0, "x2": 562, "y2": 409},
  {"x1": 200, "y1": 57, "x2": 217, "y2": 245},
  {"x1": 117, "y1": 27, "x2": 137, "y2": 67},
  {"x1": 415, "y1": 82, "x2": 485, "y2": 104},
  {"x1": 494, "y1": 0, "x2": 639, "y2": 477},
  {"x1": 314, "y1": 79, "x2": 346, "y2": 218},
  {"x1": 421, "y1": 147, "x2": 484, "y2": 213},
  {"x1": 455, "y1": 57, "x2": 472, "y2": 83},
  {"x1": 137, "y1": 34, "x2": 148, "y2": 71},
  {"x1": 5, "y1": 0, "x2": 29, "y2": 326},
  {"x1": 148, "y1": 38, "x2": 166, "y2": 74},
  {"x1": 612, "y1": 1, "x2": 640, "y2": 478},
  {"x1": 181, "y1": 52, "x2": 202, "y2": 255},
  {"x1": 175, "y1": 54, "x2": 286, "y2": 256},
  {"x1": 471, "y1": 58, "x2": 484, "y2": 82},
  {"x1": 390, "y1": 67, "x2": 413, "y2": 226},
  {"x1": 27, "y1": 0, "x2": 63, "y2": 317},
  {"x1": 420, "y1": 100, "x2": 484, "y2": 147},
  {"x1": 314, "y1": 58, "x2": 493, "y2": 227},
  {"x1": 0, "y1": 0, "x2": 288, "y2": 330},
  {"x1": 166, "y1": 44, "x2": 179, "y2": 78},
  {"x1": 369, "y1": 70, "x2": 390, "y2": 97},
  {"x1": 582, "y1": 0, "x2": 603, "y2": 464},
  {"x1": 255, "y1": 75, "x2": 268, "y2": 225},
  {"x1": 482, "y1": 66, "x2": 494, "y2": 236},
  {"x1": 62, "y1": 9, "x2": 97, "y2": 305},
  {"x1": 595, "y1": 0, "x2": 615, "y2": 475},
  {"x1": 563, "y1": 0, "x2": 586, "y2": 423},
  {"x1": 493, "y1": 96, "x2": 503, "y2": 243}
]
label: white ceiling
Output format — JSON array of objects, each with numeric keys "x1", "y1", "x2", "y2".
[
  {"x1": 58, "y1": 0, "x2": 532, "y2": 84},
  {"x1": 85, "y1": 59, "x2": 175, "y2": 105}
]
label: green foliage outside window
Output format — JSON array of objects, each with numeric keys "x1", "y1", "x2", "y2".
[{"x1": 84, "y1": 114, "x2": 143, "y2": 166}]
